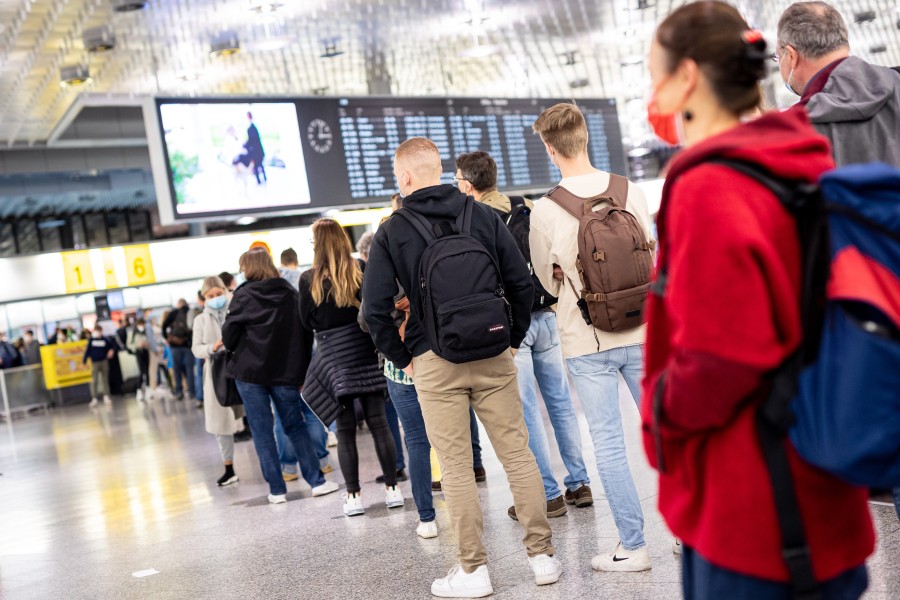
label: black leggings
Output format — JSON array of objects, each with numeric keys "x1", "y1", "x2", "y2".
[
  {"x1": 336, "y1": 392, "x2": 397, "y2": 493},
  {"x1": 135, "y1": 349, "x2": 150, "y2": 387}
]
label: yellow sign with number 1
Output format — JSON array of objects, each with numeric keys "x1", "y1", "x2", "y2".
[
  {"x1": 61, "y1": 250, "x2": 97, "y2": 294},
  {"x1": 123, "y1": 244, "x2": 156, "y2": 286}
]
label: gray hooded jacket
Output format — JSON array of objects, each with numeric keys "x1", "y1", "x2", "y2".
[{"x1": 806, "y1": 56, "x2": 900, "y2": 168}]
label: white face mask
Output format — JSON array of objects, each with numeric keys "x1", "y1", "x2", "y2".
[{"x1": 92, "y1": 332, "x2": 102, "y2": 339}]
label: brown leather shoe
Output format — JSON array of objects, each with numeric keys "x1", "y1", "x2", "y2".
[
  {"x1": 432, "y1": 481, "x2": 442, "y2": 492},
  {"x1": 474, "y1": 466, "x2": 487, "y2": 482},
  {"x1": 564, "y1": 484, "x2": 594, "y2": 507},
  {"x1": 508, "y1": 495, "x2": 568, "y2": 521}
]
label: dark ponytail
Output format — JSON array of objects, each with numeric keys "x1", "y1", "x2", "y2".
[{"x1": 656, "y1": 1, "x2": 768, "y2": 116}]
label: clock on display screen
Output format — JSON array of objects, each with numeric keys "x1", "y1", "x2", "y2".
[{"x1": 307, "y1": 118, "x2": 333, "y2": 154}]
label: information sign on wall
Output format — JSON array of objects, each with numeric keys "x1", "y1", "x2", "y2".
[
  {"x1": 61, "y1": 251, "x2": 97, "y2": 294},
  {"x1": 123, "y1": 244, "x2": 156, "y2": 286}
]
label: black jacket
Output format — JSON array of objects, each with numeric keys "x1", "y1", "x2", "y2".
[
  {"x1": 362, "y1": 184, "x2": 533, "y2": 369},
  {"x1": 162, "y1": 306, "x2": 191, "y2": 348},
  {"x1": 222, "y1": 278, "x2": 312, "y2": 386}
]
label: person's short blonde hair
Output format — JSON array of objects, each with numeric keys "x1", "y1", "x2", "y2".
[
  {"x1": 532, "y1": 103, "x2": 588, "y2": 159},
  {"x1": 394, "y1": 137, "x2": 442, "y2": 179}
]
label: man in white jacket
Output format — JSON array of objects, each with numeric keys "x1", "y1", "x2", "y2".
[{"x1": 529, "y1": 103, "x2": 654, "y2": 573}]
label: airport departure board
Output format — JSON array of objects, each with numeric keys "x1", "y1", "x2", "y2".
[{"x1": 152, "y1": 96, "x2": 626, "y2": 222}]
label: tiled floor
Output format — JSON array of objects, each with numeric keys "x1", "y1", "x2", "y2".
[{"x1": 1, "y1": 382, "x2": 897, "y2": 600}]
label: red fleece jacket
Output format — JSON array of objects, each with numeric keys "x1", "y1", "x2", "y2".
[{"x1": 640, "y1": 109, "x2": 874, "y2": 582}]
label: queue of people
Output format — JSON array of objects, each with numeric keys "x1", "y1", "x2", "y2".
[{"x1": 17, "y1": 2, "x2": 894, "y2": 599}]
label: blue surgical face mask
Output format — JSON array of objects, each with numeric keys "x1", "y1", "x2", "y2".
[
  {"x1": 207, "y1": 296, "x2": 227, "y2": 310},
  {"x1": 784, "y1": 67, "x2": 799, "y2": 96}
]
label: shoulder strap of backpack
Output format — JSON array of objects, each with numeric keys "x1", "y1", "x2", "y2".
[
  {"x1": 547, "y1": 174, "x2": 630, "y2": 218},
  {"x1": 457, "y1": 197, "x2": 474, "y2": 235},
  {"x1": 396, "y1": 207, "x2": 437, "y2": 242},
  {"x1": 710, "y1": 157, "x2": 827, "y2": 600},
  {"x1": 505, "y1": 196, "x2": 527, "y2": 225}
]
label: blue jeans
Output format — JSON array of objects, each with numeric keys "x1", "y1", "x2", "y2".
[
  {"x1": 386, "y1": 378, "x2": 435, "y2": 522},
  {"x1": 894, "y1": 487, "x2": 900, "y2": 521},
  {"x1": 385, "y1": 397, "x2": 406, "y2": 471},
  {"x1": 195, "y1": 358, "x2": 204, "y2": 401},
  {"x1": 682, "y1": 546, "x2": 868, "y2": 599},
  {"x1": 171, "y1": 346, "x2": 196, "y2": 397},
  {"x1": 516, "y1": 311, "x2": 590, "y2": 500},
  {"x1": 235, "y1": 381, "x2": 325, "y2": 495},
  {"x1": 274, "y1": 400, "x2": 330, "y2": 474},
  {"x1": 567, "y1": 345, "x2": 645, "y2": 550}
]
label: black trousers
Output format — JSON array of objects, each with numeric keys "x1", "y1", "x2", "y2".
[{"x1": 335, "y1": 392, "x2": 397, "y2": 493}]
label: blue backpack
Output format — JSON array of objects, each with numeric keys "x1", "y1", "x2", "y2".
[{"x1": 716, "y1": 160, "x2": 900, "y2": 599}]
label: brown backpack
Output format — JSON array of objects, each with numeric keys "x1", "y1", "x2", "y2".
[{"x1": 547, "y1": 174, "x2": 655, "y2": 332}]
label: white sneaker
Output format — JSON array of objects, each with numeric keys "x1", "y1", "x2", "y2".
[
  {"x1": 343, "y1": 492, "x2": 365, "y2": 516},
  {"x1": 327, "y1": 430, "x2": 338, "y2": 447},
  {"x1": 528, "y1": 554, "x2": 561, "y2": 585},
  {"x1": 591, "y1": 542, "x2": 651, "y2": 572},
  {"x1": 311, "y1": 480, "x2": 339, "y2": 497},
  {"x1": 673, "y1": 539, "x2": 683, "y2": 555},
  {"x1": 103, "y1": 395, "x2": 112, "y2": 405},
  {"x1": 417, "y1": 520, "x2": 438, "y2": 539},
  {"x1": 385, "y1": 485, "x2": 404, "y2": 508},
  {"x1": 136, "y1": 389, "x2": 144, "y2": 403},
  {"x1": 89, "y1": 398, "x2": 99, "y2": 409},
  {"x1": 431, "y1": 565, "x2": 493, "y2": 598},
  {"x1": 268, "y1": 493, "x2": 287, "y2": 504}
]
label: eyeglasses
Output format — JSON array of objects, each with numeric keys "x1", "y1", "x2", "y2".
[
  {"x1": 771, "y1": 45, "x2": 787, "y2": 64},
  {"x1": 453, "y1": 177, "x2": 468, "y2": 186}
]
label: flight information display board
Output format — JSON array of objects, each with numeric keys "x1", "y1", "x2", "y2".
[{"x1": 150, "y1": 96, "x2": 626, "y2": 223}]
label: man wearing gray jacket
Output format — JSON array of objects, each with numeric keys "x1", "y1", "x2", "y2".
[{"x1": 777, "y1": 1, "x2": 900, "y2": 167}]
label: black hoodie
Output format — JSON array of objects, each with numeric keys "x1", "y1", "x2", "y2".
[
  {"x1": 222, "y1": 277, "x2": 313, "y2": 386},
  {"x1": 362, "y1": 184, "x2": 533, "y2": 369}
]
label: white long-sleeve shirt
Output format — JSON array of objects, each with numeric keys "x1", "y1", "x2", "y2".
[{"x1": 529, "y1": 170, "x2": 654, "y2": 359}]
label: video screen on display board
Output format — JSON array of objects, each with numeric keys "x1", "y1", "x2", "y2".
[
  {"x1": 157, "y1": 101, "x2": 311, "y2": 217},
  {"x1": 149, "y1": 96, "x2": 627, "y2": 224}
]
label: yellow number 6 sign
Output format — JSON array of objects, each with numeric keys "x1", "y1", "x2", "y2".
[{"x1": 123, "y1": 245, "x2": 156, "y2": 286}]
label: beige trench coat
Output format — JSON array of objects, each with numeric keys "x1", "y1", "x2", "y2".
[{"x1": 192, "y1": 309, "x2": 243, "y2": 435}]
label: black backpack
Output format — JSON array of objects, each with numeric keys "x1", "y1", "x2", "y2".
[
  {"x1": 397, "y1": 198, "x2": 512, "y2": 364},
  {"x1": 505, "y1": 196, "x2": 558, "y2": 312},
  {"x1": 167, "y1": 310, "x2": 190, "y2": 346}
]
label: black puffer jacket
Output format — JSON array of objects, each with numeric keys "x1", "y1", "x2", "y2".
[
  {"x1": 362, "y1": 184, "x2": 533, "y2": 369},
  {"x1": 222, "y1": 278, "x2": 312, "y2": 386}
]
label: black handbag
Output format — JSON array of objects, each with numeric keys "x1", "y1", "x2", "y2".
[{"x1": 210, "y1": 351, "x2": 243, "y2": 407}]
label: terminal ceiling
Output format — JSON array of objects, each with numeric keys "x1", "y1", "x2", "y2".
[{"x1": 0, "y1": 0, "x2": 897, "y2": 147}]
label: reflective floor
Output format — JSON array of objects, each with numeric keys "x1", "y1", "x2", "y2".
[{"x1": 1, "y1": 383, "x2": 898, "y2": 600}]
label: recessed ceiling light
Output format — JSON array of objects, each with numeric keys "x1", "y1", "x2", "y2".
[
  {"x1": 570, "y1": 78, "x2": 590, "y2": 89},
  {"x1": 60, "y1": 64, "x2": 92, "y2": 87},
  {"x1": 320, "y1": 38, "x2": 344, "y2": 58},
  {"x1": 176, "y1": 71, "x2": 202, "y2": 82},
  {"x1": 83, "y1": 26, "x2": 116, "y2": 52},
  {"x1": 113, "y1": 0, "x2": 149, "y2": 12},
  {"x1": 853, "y1": 10, "x2": 876, "y2": 24},
  {"x1": 210, "y1": 32, "x2": 240, "y2": 57},
  {"x1": 869, "y1": 43, "x2": 887, "y2": 54}
]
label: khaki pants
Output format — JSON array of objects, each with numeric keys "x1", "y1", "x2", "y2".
[
  {"x1": 148, "y1": 351, "x2": 161, "y2": 388},
  {"x1": 413, "y1": 349, "x2": 553, "y2": 572},
  {"x1": 90, "y1": 360, "x2": 110, "y2": 398}
]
